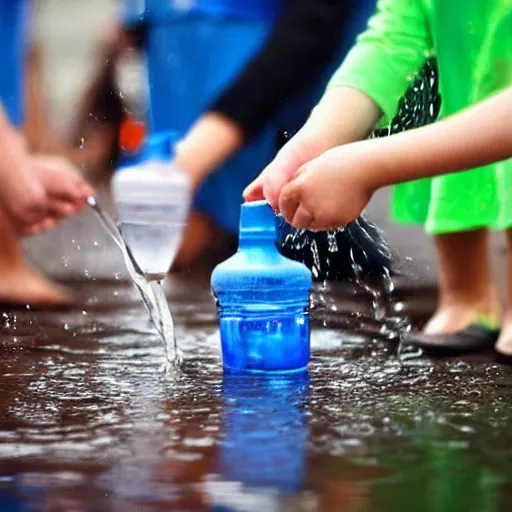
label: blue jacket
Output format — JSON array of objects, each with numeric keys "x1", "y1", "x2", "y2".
[{"x1": 0, "y1": 0, "x2": 28, "y2": 126}]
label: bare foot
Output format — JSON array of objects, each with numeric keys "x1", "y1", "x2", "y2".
[
  {"x1": 0, "y1": 262, "x2": 69, "y2": 307},
  {"x1": 495, "y1": 312, "x2": 512, "y2": 356},
  {"x1": 423, "y1": 294, "x2": 502, "y2": 335}
]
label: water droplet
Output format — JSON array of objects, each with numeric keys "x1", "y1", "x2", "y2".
[{"x1": 394, "y1": 302, "x2": 405, "y2": 312}]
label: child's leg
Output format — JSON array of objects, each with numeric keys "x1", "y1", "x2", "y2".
[
  {"x1": 494, "y1": 229, "x2": 512, "y2": 355},
  {"x1": 425, "y1": 229, "x2": 501, "y2": 334},
  {"x1": 0, "y1": 211, "x2": 68, "y2": 306}
]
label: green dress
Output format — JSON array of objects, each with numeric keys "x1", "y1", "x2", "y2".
[{"x1": 328, "y1": 0, "x2": 512, "y2": 234}]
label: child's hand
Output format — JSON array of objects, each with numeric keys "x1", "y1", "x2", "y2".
[
  {"x1": 278, "y1": 144, "x2": 376, "y2": 231},
  {"x1": 243, "y1": 142, "x2": 313, "y2": 211},
  {"x1": 244, "y1": 88, "x2": 382, "y2": 211}
]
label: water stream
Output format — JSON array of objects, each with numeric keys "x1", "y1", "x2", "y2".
[{"x1": 87, "y1": 197, "x2": 181, "y2": 368}]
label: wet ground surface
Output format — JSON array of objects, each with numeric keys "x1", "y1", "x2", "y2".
[
  {"x1": 19, "y1": 3, "x2": 512, "y2": 509},
  {"x1": 1, "y1": 272, "x2": 512, "y2": 512}
]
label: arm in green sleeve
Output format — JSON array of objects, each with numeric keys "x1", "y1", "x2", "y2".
[{"x1": 328, "y1": 0, "x2": 432, "y2": 126}]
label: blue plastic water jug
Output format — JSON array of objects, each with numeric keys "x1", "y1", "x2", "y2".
[{"x1": 211, "y1": 200, "x2": 312, "y2": 373}]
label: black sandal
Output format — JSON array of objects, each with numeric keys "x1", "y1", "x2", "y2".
[
  {"x1": 403, "y1": 324, "x2": 500, "y2": 356},
  {"x1": 494, "y1": 351, "x2": 512, "y2": 365}
]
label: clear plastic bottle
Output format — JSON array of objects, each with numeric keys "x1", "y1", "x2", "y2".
[
  {"x1": 211, "y1": 201, "x2": 313, "y2": 373},
  {"x1": 112, "y1": 132, "x2": 191, "y2": 280}
]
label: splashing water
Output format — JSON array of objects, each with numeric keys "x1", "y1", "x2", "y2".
[
  {"x1": 277, "y1": 215, "x2": 395, "y2": 308},
  {"x1": 88, "y1": 197, "x2": 181, "y2": 369},
  {"x1": 277, "y1": 216, "x2": 392, "y2": 282}
]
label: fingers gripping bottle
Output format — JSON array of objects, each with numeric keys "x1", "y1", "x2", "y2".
[{"x1": 211, "y1": 201, "x2": 313, "y2": 373}]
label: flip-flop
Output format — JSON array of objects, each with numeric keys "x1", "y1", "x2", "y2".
[
  {"x1": 494, "y1": 351, "x2": 512, "y2": 365},
  {"x1": 403, "y1": 324, "x2": 500, "y2": 356}
]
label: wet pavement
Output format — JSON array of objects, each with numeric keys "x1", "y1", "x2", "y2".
[
  {"x1": 5, "y1": 3, "x2": 510, "y2": 509},
  {"x1": 1, "y1": 255, "x2": 512, "y2": 511}
]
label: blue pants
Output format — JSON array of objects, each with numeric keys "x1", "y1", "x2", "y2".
[{"x1": 0, "y1": 0, "x2": 28, "y2": 126}]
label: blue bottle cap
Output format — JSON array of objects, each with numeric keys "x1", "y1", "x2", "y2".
[
  {"x1": 239, "y1": 200, "x2": 276, "y2": 239},
  {"x1": 117, "y1": 130, "x2": 181, "y2": 170},
  {"x1": 144, "y1": 130, "x2": 180, "y2": 161}
]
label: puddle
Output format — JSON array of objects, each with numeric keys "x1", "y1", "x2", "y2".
[{"x1": 0, "y1": 279, "x2": 511, "y2": 511}]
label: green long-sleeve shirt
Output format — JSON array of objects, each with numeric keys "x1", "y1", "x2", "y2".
[
  {"x1": 330, "y1": 0, "x2": 512, "y2": 125},
  {"x1": 328, "y1": 0, "x2": 512, "y2": 234}
]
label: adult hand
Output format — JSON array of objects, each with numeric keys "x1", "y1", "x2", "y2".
[{"x1": 0, "y1": 131, "x2": 93, "y2": 235}]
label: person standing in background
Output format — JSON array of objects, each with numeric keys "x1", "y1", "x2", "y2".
[
  {"x1": 245, "y1": 0, "x2": 512, "y2": 355},
  {"x1": 67, "y1": 0, "x2": 376, "y2": 270}
]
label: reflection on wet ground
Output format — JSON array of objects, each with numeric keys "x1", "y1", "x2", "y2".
[{"x1": 1, "y1": 276, "x2": 512, "y2": 512}]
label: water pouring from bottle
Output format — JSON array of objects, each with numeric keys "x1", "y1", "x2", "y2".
[{"x1": 88, "y1": 132, "x2": 191, "y2": 370}]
